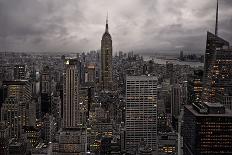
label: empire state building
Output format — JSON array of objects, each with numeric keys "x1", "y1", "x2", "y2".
[{"x1": 101, "y1": 16, "x2": 113, "y2": 90}]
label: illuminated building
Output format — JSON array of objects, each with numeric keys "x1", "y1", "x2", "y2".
[
  {"x1": 125, "y1": 76, "x2": 158, "y2": 154},
  {"x1": 1, "y1": 80, "x2": 35, "y2": 130},
  {"x1": 1, "y1": 97, "x2": 21, "y2": 139},
  {"x1": 183, "y1": 102, "x2": 232, "y2": 155},
  {"x1": 158, "y1": 133, "x2": 178, "y2": 155},
  {"x1": 187, "y1": 69, "x2": 203, "y2": 104},
  {"x1": 203, "y1": 0, "x2": 232, "y2": 102},
  {"x1": 13, "y1": 65, "x2": 26, "y2": 80},
  {"x1": 203, "y1": 31, "x2": 232, "y2": 102},
  {"x1": 62, "y1": 59, "x2": 80, "y2": 128},
  {"x1": 23, "y1": 126, "x2": 40, "y2": 147},
  {"x1": 54, "y1": 59, "x2": 87, "y2": 155},
  {"x1": 101, "y1": 15, "x2": 113, "y2": 90}
]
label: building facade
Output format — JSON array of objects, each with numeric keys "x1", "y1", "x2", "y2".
[
  {"x1": 183, "y1": 103, "x2": 232, "y2": 155},
  {"x1": 125, "y1": 76, "x2": 158, "y2": 154},
  {"x1": 63, "y1": 59, "x2": 80, "y2": 128}
]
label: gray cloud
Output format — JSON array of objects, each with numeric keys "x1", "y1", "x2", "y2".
[{"x1": 0, "y1": 0, "x2": 231, "y2": 53}]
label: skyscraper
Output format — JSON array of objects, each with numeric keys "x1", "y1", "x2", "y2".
[
  {"x1": 13, "y1": 65, "x2": 26, "y2": 80},
  {"x1": 166, "y1": 62, "x2": 174, "y2": 84},
  {"x1": 101, "y1": 15, "x2": 113, "y2": 90},
  {"x1": 183, "y1": 102, "x2": 232, "y2": 155},
  {"x1": 2, "y1": 80, "x2": 34, "y2": 127},
  {"x1": 203, "y1": 0, "x2": 232, "y2": 102},
  {"x1": 40, "y1": 66, "x2": 52, "y2": 116},
  {"x1": 63, "y1": 59, "x2": 80, "y2": 128},
  {"x1": 171, "y1": 84, "x2": 182, "y2": 130},
  {"x1": 54, "y1": 59, "x2": 87, "y2": 155},
  {"x1": 125, "y1": 76, "x2": 158, "y2": 154}
]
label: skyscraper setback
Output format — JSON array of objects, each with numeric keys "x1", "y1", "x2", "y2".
[
  {"x1": 203, "y1": 0, "x2": 232, "y2": 102},
  {"x1": 101, "y1": 15, "x2": 113, "y2": 90},
  {"x1": 54, "y1": 59, "x2": 87, "y2": 155}
]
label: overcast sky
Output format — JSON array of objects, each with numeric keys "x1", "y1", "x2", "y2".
[{"x1": 0, "y1": 0, "x2": 232, "y2": 53}]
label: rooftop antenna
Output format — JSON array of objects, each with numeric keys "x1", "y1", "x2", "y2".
[{"x1": 215, "y1": 0, "x2": 219, "y2": 36}]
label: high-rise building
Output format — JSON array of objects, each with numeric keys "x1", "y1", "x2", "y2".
[
  {"x1": 54, "y1": 59, "x2": 87, "y2": 155},
  {"x1": 187, "y1": 69, "x2": 203, "y2": 104},
  {"x1": 101, "y1": 15, "x2": 113, "y2": 90},
  {"x1": 13, "y1": 65, "x2": 26, "y2": 80},
  {"x1": 1, "y1": 97, "x2": 21, "y2": 139},
  {"x1": 183, "y1": 102, "x2": 232, "y2": 155},
  {"x1": 2, "y1": 80, "x2": 34, "y2": 127},
  {"x1": 171, "y1": 84, "x2": 182, "y2": 130},
  {"x1": 203, "y1": 0, "x2": 232, "y2": 102},
  {"x1": 85, "y1": 64, "x2": 96, "y2": 84},
  {"x1": 63, "y1": 59, "x2": 80, "y2": 128},
  {"x1": 166, "y1": 62, "x2": 174, "y2": 84},
  {"x1": 40, "y1": 66, "x2": 52, "y2": 115},
  {"x1": 203, "y1": 31, "x2": 232, "y2": 102},
  {"x1": 125, "y1": 76, "x2": 158, "y2": 154}
]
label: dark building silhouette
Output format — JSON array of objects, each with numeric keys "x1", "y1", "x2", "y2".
[
  {"x1": 183, "y1": 102, "x2": 232, "y2": 155},
  {"x1": 40, "y1": 66, "x2": 52, "y2": 116}
]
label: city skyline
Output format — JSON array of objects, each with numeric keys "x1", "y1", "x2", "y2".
[
  {"x1": 0, "y1": 0, "x2": 232, "y2": 53},
  {"x1": 1, "y1": 0, "x2": 232, "y2": 155}
]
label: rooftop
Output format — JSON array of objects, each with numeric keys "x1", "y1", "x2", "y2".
[{"x1": 185, "y1": 104, "x2": 232, "y2": 117}]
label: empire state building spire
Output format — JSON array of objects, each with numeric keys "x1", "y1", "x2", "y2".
[
  {"x1": 105, "y1": 13, "x2": 109, "y2": 33},
  {"x1": 101, "y1": 13, "x2": 113, "y2": 91}
]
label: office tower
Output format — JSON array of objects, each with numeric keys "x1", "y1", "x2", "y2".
[
  {"x1": 183, "y1": 102, "x2": 232, "y2": 155},
  {"x1": 63, "y1": 59, "x2": 80, "y2": 128},
  {"x1": 85, "y1": 64, "x2": 96, "y2": 84},
  {"x1": 187, "y1": 69, "x2": 203, "y2": 104},
  {"x1": 203, "y1": 0, "x2": 232, "y2": 102},
  {"x1": 101, "y1": 15, "x2": 113, "y2": 90},
  {"x1": 203, "y1": 31, "x2": 232, "y2": 102},
  {"x1": 1, "y1": 97, "x2": 21, "y2": 139},
  {"x1": 2, "y1": 80, "x2": 34, "y2": 127},
  {"x1": 171, "y1": 84, "x2": 182, "y2": 130},
  {"x1": 13, "y1": 65, "x2": 26, "y2": 80},
  {"x1": 166, "y1": 62, "x2": 174, "y2": 84},
  {"x1": 40, "y1": 66, "x2": 52, "y2": 115},
  {"x1": 125, "y1": 76, "x2": 157, "y2": 154},
  {"x1": 54, "y1": 59, "x2": 87, "y2": 155}
]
